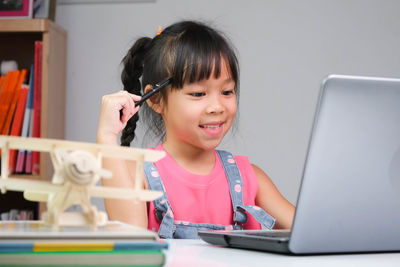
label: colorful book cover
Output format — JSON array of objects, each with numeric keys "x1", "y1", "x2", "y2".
[
  {"x1": 1, "y1": 69, "x2": 27, "y2": 135},
  {"x1": 0, "y1": 70, "x2": 19, "y2": 136},
  {"x1": 32, "y1": 41, "x2": 42, "y2": 175},
  {"x1": 16, "y1": 66, "x2": 34, "y2": 173},
  {"x1": 0, "y1": 75, "x2": 4, "y2": 90},
  {"x1": 0, "y1": 241, "x2": 168, "y2": 253},
  {"x1": 8, "y1": 86, "x2": 28, "y2": 174},
  {"x1": 0, "y1": 70, "x2": 20, "y2": 159},
  {"x1": 24, "y1": 112, "x2": 34, "y2": 174}
]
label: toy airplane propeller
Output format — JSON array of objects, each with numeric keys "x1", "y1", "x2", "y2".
[{"x1": 0, "y1": 136, "x2": 165, "y2": 229}]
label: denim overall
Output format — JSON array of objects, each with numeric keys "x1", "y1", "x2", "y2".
[{"x1": 144, "y1": 150, "x2": 276, "y2": 239}]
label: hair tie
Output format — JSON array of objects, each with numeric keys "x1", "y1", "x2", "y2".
[{"x1": 157, "y1": 26, "x2": 162, "y2": 35}]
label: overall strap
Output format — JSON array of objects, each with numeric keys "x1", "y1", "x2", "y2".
[
  {"x1": 216, "y1": 150, "x2": 276, "y2": 230},
  {"x1": 143, "y1": 161, "x2": 175, "y2": 238}
]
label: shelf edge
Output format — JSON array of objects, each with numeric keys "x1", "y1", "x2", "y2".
[{"x1": 0, "y1": 19, "x2": 52, "y2": 33}]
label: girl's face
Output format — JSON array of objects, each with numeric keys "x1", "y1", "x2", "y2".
[{"x1": 160, "y1": 59, "x2": 237, "y2": 152}]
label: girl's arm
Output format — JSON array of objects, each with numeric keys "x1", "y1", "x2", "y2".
[
  {"x1": 252, "y1": 164, "x2": 295, "y2": 229},
  {"x1": 96, "y1": 91, "x2": 148, "y2": 228}
]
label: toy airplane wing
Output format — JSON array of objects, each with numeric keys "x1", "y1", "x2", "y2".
[
  {"x1": 0, "y1": 136, "x2": 165, "y2": 161},
  {"x1": 0, "y1": 178, "x2": 64, "y2": 194},
  {"x1": 0, "y1": 177, "x2": 162, "y2": 201}
]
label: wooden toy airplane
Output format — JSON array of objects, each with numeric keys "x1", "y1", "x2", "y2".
[{"x1": 0, "y1": 136, "x2": 165, "y2": 230}]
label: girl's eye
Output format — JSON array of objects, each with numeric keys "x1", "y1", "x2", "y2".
[
  {"x1": 222, "y1": 90, "x2": 235, "y2": 96},
  {"x1": 190, "y1": 92, "x2": 206, "y2": 97}
]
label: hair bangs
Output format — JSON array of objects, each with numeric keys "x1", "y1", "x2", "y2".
[{"x1": 170, "y1": 25, "x2": 238, "y2": 89}]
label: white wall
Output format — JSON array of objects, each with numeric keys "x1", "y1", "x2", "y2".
[{"x1": 56, "y1": 0, "x2": 400, "y2": 205}]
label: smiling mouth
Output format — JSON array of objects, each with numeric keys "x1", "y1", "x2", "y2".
[{"x1": 199, "y1": 123, "x2": 223, "y2": 129}]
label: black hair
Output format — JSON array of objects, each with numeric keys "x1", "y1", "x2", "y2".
[{"x1": 120, "y1": 20, "x2": 240, "y2": 146}]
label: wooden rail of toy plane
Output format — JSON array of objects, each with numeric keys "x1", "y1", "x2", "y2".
[
  {"x1": 0, "y1": 136, "x2": 164, "y2": 161},
  {"x1": 0, "y1": 136, "x2": 165, "y2": 201}
]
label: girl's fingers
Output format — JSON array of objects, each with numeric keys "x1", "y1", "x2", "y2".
[
  {"x1": 131, "y1": 94, "x2": 142, "y2": 102},
  {"x1": 119, "y1": 91, "x2": 141, "y2": 123},
  {"x1": 97, "y1": 91, "x2": 143, "y2": 146}
]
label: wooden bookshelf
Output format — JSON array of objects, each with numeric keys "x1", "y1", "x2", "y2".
[{"x1": 0, "y1": 19, "x2": 66, "y2": 218}]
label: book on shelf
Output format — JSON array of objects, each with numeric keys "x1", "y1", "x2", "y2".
[
  {"x1": 8, "y1": 85, "x2": 29, "y2": 174},
  {"x1": 32, "y1": 41, "x2": 42, "y2": 175},
  {"x1": 0, "y1": 69, "x2": 30, "y2": 174},
  {"x1": 24, "y1": 106, "x2": 34, "y2": 174},
  {"x1": 0, "y1": 212, "x2": 8, "y2": 221},
  {"x1": 0, "y1": 42, "x2": 43, "y2": 175},
  {"x1": 16, "y1": 65, "x2": 34, "y2": 174},
  {"x1": 0, "y1": 70, "x2": 20, "y2": 137},
  {"x1": 0, "y1": 220, "x2": 168, "y2": 266},
  {"x1": 8, "y1": 209, "x2": 19, "y2": 220},
  {"x1": 0, "y1": 209, "x2": 33, "y2": 221},
  {"x1": 1, "y1": 69, "x2": 27, "y2": 135},
  {"x1": 0, "y1": 70, "x2": 26, "y2": 162}
]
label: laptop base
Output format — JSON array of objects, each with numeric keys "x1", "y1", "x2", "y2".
[{"x1": 199, "y1": 230, "x2": 291, "y2": 254}]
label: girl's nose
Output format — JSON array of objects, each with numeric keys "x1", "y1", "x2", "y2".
[{"x1": 206, "y1": 97, "x2": 224, "y2": 114}]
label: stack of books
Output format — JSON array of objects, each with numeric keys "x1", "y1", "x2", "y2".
[
  {"x1": 0, "y1": 41, "x2": 43, "y2": 176},
  {"x1": 0, "y1": 220, "x2": 167, "y2": 266}
]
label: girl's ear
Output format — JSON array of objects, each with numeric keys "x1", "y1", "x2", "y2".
[{"x1": 144, "y1": 84, "x2": 164, "y2": 114}]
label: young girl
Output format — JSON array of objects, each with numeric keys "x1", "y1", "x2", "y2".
[{"x1": 97, "y1": 20, "x2": 295, "y2": 239}]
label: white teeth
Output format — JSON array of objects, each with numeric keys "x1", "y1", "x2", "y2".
[{"x1": 202, "y1": 125, "x2": 220, "y2": 129}]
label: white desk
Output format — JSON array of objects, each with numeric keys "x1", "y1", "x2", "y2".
[{"x1": 165, "y1": 239, "x2": 400, "y2": 267}]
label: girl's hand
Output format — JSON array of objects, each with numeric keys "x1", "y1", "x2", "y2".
[{"x1": 97, "y1": 91, "x2": 141, "y2": 145}]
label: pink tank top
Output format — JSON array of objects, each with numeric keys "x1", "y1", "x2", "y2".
[{"x1": 147, "y1": 145, "x2": 261, "y2": 232}]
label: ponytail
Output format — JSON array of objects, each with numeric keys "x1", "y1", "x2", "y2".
[{"x1": 120, "y1": 37, "x2": 151, "y2": 146}]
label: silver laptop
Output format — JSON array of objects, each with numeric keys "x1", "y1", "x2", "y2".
[{"x1": 199, "y1": 74, "x2": 400, "y2": 254}]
